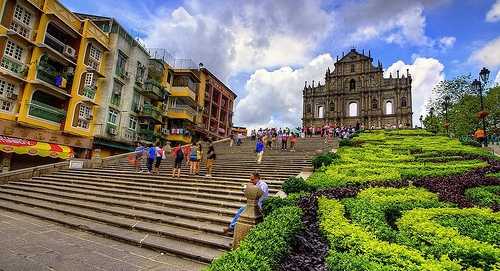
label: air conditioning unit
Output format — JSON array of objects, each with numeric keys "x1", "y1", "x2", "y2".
[
  {"x1": 109, "y1": 127, "x2": 117, "y2": 135},
  {"x1": 64, "y1": 46, "x2": 76, "y2": 58},
  {"x1": 65, "y1": 66, "x2": 75, "y2": 75}
]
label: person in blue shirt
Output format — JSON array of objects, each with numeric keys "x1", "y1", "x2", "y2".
[
  {"x1": 134, "y1": 142, "x2": 145, "y2": 172},
  {"x1": 146, "y1": 144, "x2": 156, "y2": 173},
  {"x1": 256, "y1": 137, "x2": 265, "y2": 164}
]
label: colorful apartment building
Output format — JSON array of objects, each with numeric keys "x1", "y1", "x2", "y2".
[
  {"x1": 0, "y1": 0, "x2": 110, "y2": 170},
  {"x1": 197, "y1": 67, "x2": 236, "y2": 139},
  {"x1": 76, "y1": 14, "x2": 174, "y2": 157}
]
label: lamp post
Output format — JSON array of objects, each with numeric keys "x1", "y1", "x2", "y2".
[
  {"x1": 473, "y1": 67, "x2": 490, "y2": 146},
  {"x1": 419, "y1": 115, "x2": 423, "y2": 129},
  {"x1": 429, "y1": 107, "x2": 436, "y2": 134},
  {"x1": 443, "y1": 96, "x2": 450, "y2": 136}
]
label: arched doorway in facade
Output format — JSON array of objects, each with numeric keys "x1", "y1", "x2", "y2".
[
  {"x1": 385, "y1": 101, "x2": 393, "y2": 115},
  {"x1": 348, "y1": 102, "x2": 358, "y2": 117}
]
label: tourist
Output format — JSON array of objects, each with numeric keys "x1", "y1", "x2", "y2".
[
  {"x1": 236, "y1": 132, "x2": 243, "y2": 146},
  {"x1": 290, "y1": 133, "x2": 297, "y2": 152},
  {"x1": 146, "y1": 144, "x2": 156, "y2": 174},
  {"x1": 153, "y1": 142, "x2": 165, "y2": 174},
  {"x1": 281, "y1": 132, "x2": 288, "y2": 151},
  {"x1": 256, "y1": 137, "x2": 265, "y2": 164},
  {"x1": 189, "y1": 143, "x2": 198, "y2": 175},
  {"x1": 229, "y1": 133, "x2": 234, "y2": 147},
  {"x1": 272, "y1": 130, "x2": 277, "y2": 149},
  {"x1": 206, "y1": 142, "x2": 216, "y2": 177},
  {"x1": 183, "y1": 143, "x2": 191, "y2": 166},
  {"x1": 225, "y1": 171, "x2": 269, "y2": 233},
  {"x1": 172, "y1": 144, "x2": 183, "y2": 178},
  {"x1": 134, "y1": 142, "x2": 145, "y2": 173},
  {"x1": 195, "y1": 142, "x2": 203, "y2": 175}
]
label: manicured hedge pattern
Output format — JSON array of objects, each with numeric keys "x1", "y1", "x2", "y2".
[
  {"x1": 206, "y1": 206, "x2": 303, "y2": 271},
  {"x1": 465, "y1": 185, "x2": 500, "y2": 211}
]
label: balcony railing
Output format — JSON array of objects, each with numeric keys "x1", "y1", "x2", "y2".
[
  {"x1": 82, "y1": 85, "x2": 96, "y2": 100},
  {"x1": 140, "y1": 103, "x2": 162, "y2": 122},
  {"x1": 44, "y1": 33, "x2": 65, "y2": 54},
  {"x1": 9, "y1": 21, "x2": 32, "y2": 40},
  {"x1": 28, "y1": 100, "x2": 66, "y2": 123},
  {"x1": 138, "y1": 128, "x2": 159, "y2": 142},
  {"x1": 37, "y1": 63, "x2": 72, "y2": 91},
  {"x1": 140, "y1": 79, "x2": 164, "y2": 100},
  {"x1": 1, "y1": 56, "x2": 27, "y2": 77},
  {"x1": 167, "y1": 105, "x2": 196, "y2": 122}
]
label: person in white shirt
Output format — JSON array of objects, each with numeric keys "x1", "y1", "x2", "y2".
[{"x1": 226, "y1": 171, "x2": 269, "y2": 232}]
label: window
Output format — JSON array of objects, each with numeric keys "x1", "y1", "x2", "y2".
[
  {"x1": 0, "y1": 99, "x2": 13, "y2": 112},
  {"x1": 107, "y1": 109, "x2": 118, "y2": 124},
  {"x1": 0, "y1": 79, "x2": 17, "y2": 96},
  {"x1": 372, "y1": 99, "x2": 378, "y2": 109},
  {"x1": 116, "y1": 51, "x2": 127, "y2": 76},
  {"x1": 128, "y1": 116, "x2": 138, "y2": 130},
  {"x1": 131, "y1": 92, "x2": 140, "y2": 111},
  {"x1": 351, "y1": 64, "x2": 355, "y2": 72},
  {"x1": 88, "y1": 44, "x2": 102, "y2": 70},
  {"x1": 349, "y1": 79, "x2": 356, "y2": 90},
  {"x1": 111, "y1": 82, "x2": 122, "y2": 106},
  {"x1": 78, "y1": 104, "x2": 91, "y2": 119},
  {"x1": 10, "y1": 5, "x2": 33, "y2": 38},
  {"x1": 4, "y1": 40, "x2": 24, "y2": 61},
  {"x1": 84, "y1": 73, "x2": 95, "y2": 87},
  {"x1": 136, "y1": 61, "x2": 145, "y2": 82},
  {"x1": 401, "y1": 97, "x2": 407, "y2": 107},
  {"x1": 318, "y1": 106, "x2": 324, "y2": 119},
  {"x1": 329, "y1": 102, "x2": 335, "y2": 111},
  {"x1": 349, "y1": 102, "x2": 358, "y2": 117},
  {"x1": 385, "y1": 101, "x2": 393, "y2": 115}
]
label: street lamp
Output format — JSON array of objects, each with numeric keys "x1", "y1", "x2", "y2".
[
  {"x1": 474, "y1": 67, "x2": 490, "y2": 146},
  {"x1": 443, "y1": 96, "x2": 450, "y2": 136},
  {"x1": 429, "y1": 107, "x2": 436, "y2": 134},
  {"x1": 419, "y1": 115, "x2": 423, "y2": 128}
]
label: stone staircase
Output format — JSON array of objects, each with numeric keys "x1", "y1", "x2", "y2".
[{"x1": 0, "y1": 136, "x2": 333, "y2": 269}]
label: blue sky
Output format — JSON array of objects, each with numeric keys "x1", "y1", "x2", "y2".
[{"x1": 62, "y1": 0, "x2": 500, "y2": 128}]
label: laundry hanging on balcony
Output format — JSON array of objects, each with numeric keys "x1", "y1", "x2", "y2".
[{"x1": 0, "y1": 135, "x2": 74, "y2": 159}]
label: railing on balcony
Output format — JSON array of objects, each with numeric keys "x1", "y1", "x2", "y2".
[
  {"x1": 141, "y1": 79, "x2": 164, "y2": 100},
  {"x1": 115, "y1": 68, "x2": 130, "y2": 81},
  {"x1": 168, "y1": 105, "x2": 196, "y2": 121},
  {"x1": 82, "y1": 85, "x2": 96, "y2": 100},
  {"x1": 44, "y1": 33, "x2": 65, "y2": 54},
  {"x1": 28, "y1": 100, "x2": 66, "y2": 123},
  {"x1": 138, "y1": 128, "x2": 159, "y2": 142},
  {"x1": 1, "y1": 56, "x2": 27, "y2": 77},
  {"x1": 9, "y1": 21, "x2": 32, "y2": 40},
  {"x1": 37, "y1": 63, "x2": 72, "y2": 91},
  {"x1": 140, "y1": 103, "x2": 162, "y2": 122}
]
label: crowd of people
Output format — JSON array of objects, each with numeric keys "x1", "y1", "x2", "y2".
[{"x1": 133, "y1": 140, "x2": 217, "y2": 178}]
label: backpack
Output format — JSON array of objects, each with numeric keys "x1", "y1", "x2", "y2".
[{"x1": 176, "y1": 148, "x2": 184, "y2": 160}]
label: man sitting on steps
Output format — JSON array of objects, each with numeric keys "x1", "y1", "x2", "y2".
[{"x1": 225, "y1": 171, "x2": 269, "y2": 234}]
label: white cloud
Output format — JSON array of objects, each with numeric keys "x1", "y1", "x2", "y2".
[
  {"x1": 234, "y1": 54, "x2": 335, "y2": 129},
  {"x1": 385, "y1": 57, "x2": 445, "y2": 125},
  {"x1": 470, "y1": 36, "x2": 500, "y2": 68},
  {"x1": 143, "y1": 0, "x2": 332, "y2": 80},
  {"x1": 486, "y1": 0, "x2": 500, "y2": 22},
  {"x1": 439, "y1": 36, "x2": 456, "y2": 49}
]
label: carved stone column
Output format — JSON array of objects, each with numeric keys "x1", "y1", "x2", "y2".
[{"x1": 232, "y1": 183, "x2": 263, "y2": 249}]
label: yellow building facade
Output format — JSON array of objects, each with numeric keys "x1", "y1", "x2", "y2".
[{"x1": 0, "y1": 0, "x2": 110, "y2": 170}]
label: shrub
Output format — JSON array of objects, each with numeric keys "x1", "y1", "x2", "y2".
[
  {"x1": 206, "y1": 206, "x2": 303, "y2": 270},
  {"x1": 397, "y1": 208, "x2": 500, "y2": 270},
  {"x1": 262, "y1": 192, "x2": 308, "y2": 216},
  {"x1": 342, "y1": 187, "x2": 447, "y2": 241},
  {"x1": 318, "y1": 197, "x2": 460, "y2": 271},
  {"x1": 282, "y1": 177, "x2": 313, "y2": 194},
  {"x1": 465, "y1": 185, "x2": 500, "y2": 208},
  {"x1": 312, "y1": 152, "x2": 339, "y2": 170}
]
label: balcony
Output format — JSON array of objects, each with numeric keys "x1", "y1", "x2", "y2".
[
  {"x1": 166, "y1": 133, "x2": 192, "y2": 143},
  {"x1": 36, "y1": 62, "x2": 73, "y2": 92},
  {"x1": 166, "y1": 105, "x2": 196, "y2": 122},
  {"x1": 9, "y1": 21, "x2": 32, "y2": 40},
  {"x1": 139, "y1": 103, "x2": 163, "y2": 123},
  {"x1": 1, "y1": 56, "x2": 28, "y2": 77},
  {"x1": 138, "y1": 79, "x2": 164, "y2": 100},
  {"x1": 106, "y1": 123, "x2": 118, "y2": 136},
  {"x1": 138, "y1": 128, "x2": 160, "y2": 142},
  {"x1": 28, "y1": 100, "x2": 66, "y2": 123},
  {"x1": 171, "y1": 86, "x2": 196, "y2": 102},
  {"x1": 115, "y1": 68, "x2": 130, "y2": 82},
  {"x1": 44, "y1": 32, "x2": 77, "y2": 60}
]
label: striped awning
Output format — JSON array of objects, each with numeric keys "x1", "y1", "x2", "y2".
[{"x1": 0, "y1": 135, "x2": 74, "y2": 159}]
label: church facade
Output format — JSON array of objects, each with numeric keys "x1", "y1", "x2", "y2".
[{"x1": 302, "y1": 49, "x2": 413, "y2": 129}]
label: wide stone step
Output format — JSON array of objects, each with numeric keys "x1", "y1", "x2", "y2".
[
  {"x1": 3, "y1": 183, "x2": 241, "y2": 216},
  {"x1": 0, "y1": 198, "x2": 225, "y2": 263},
  {"x1": 29, "y1": 177, "x2": 246, "y2": 203},
  {"x1": 0, "y1": 189, "x2": 229, "y2": 236},
  {"x1": 0, "y1": 184, "x2": 233, "y2": 224},
  {"x1": 9, "y1": 180, "x2": 244, "y2": 209}
]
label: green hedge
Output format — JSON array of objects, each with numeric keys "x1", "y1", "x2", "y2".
[
  {"x1": 343, "y1": 187, "x2": 448, "y2": 242},
  {"x1": 318, "y1": 197, "x2": 460, "y2": 271},
  {"x1": 465, "y1": 185, "x2": 500, "y2": 208},
  {"x1": 262, "y1": 192, "x2": 308, "y2": 216},
  {"x1": 397, "y1": 208, "x2": 500, "y2": 270},
  {"x1": 206, "y1": 206, "x2": 303, "y2": 271},
  {"x1": 312, "y1": 152, "x2": 340, "y2": 170}
]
